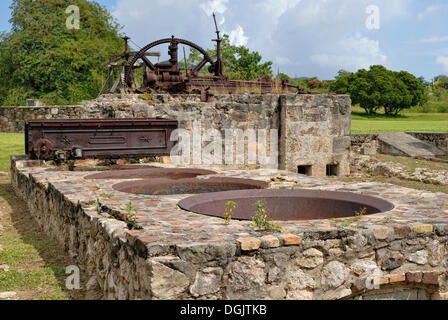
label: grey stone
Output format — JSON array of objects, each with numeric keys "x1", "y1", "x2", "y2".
[
  {"x1": 226, "y1": 256, "x2": 267, "y2": 300},
  {"x1": 377, "y1": 249, "x2": 405, "y2": 271},
  {"x1": 322, "y1": 287, "x2": 352, "y2": 300},
  {"x1": 268, "y1": 286, "x2": 286, "y2": 300},
  {"x1": 428, "y1": 240, "x2": 445, "y2": 267},
  {"x1": 351, "y1": 233, "x2": 368, "y2": 250},
  {"x1": 285, "y1": 267, "x2": 316, "y2": 291},
  {"x1": 407, "y1": 250, "x2": 428, "y2": 265},
  {"x1": 190, "y1": 267, "x2": 223, "y2": 297},
  {"x1": 150, "y1": 261, "x2": 189, "y2": 299},
  {"x1": 286, "y1": 289, "x2": 314, "y2": 300},
  {"x1": 350, "y1": 260, "x2": 381, "y2": 278},
  {"x1": 333, "y1": 137, "x2": 351, "y2": 153},
  {"x1": 321, "y1": 261, "x2": 349, "y2": 289},
  {"x1": 361, "y1": 143, "x2": 377, "y2": 155},
  {"x1": 176, "y1": 243, "x2": 209, "y2": 264},
  {"x1": 296, "y1": 248, "x2": 324, "y2": 269}
]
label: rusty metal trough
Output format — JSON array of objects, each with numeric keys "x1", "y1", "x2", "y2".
[
  {"x1": 178, "y1": 189, "x2": 395, "y2": 221},
  {"x1": 25, "y1": 118, "x2": 178, "y2": 161}
]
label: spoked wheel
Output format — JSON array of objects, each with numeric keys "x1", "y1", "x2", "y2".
[{"x1": 124, "y1": 37, "x2": 217, "y2": 90}]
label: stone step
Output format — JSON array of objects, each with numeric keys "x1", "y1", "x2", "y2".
[{"x1": 378, "y1": 133, "x2": 446, "y2": 157}]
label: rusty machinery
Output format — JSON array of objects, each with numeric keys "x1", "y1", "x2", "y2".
[
  {"x1": 122, "y1": 14, "x2": 310, "y2": 101},
  {"x1": 25, "y1": 118, "x2": 178, "y2": 161}
]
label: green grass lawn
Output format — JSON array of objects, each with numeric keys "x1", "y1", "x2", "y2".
[
  {"x1": 0, "y1": 133, "x2": 24, "y2": 172},
  {"x1": 351, "y1": 109, "x2": 448, "y2": 133}
]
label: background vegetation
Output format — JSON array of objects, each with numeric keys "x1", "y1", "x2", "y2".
[
  {"x1": 0, "y1": 0, "x2": 123, "y2": 106},
  {"x1": 186, "y1": 34, "x2": 273, "y2": 81},
  {"x1": 0, "y1": 0, "x2": 445, "y2": 120}
]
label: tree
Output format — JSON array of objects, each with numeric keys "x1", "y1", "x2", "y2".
[
  {"x1": 433, "y1": 75, "x2": 448, "y2": 90},
  {"x1": 335, "y1": 69, "x2": 352, "y2": 79},
  {"x1": 417, "y1": 76, "x2": 431, "y2": 89},
  {"x1": 0, "y1": 0, "x2": 123, "y2": 106},
  {"x1": 330, "y1": 65, "x2": 427, "y2": 116},
  {"x1": 187, "y1": 34, "x2": 273, "y2": 80}
]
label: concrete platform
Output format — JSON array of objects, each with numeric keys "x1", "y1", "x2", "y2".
[
  {"x1": 10, "y1": 158, "x2": 448, "y2": 300},
  {"x1": 378, "y1": 132, "x2": 446, "y2": 157}
]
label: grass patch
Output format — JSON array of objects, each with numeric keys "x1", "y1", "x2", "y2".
[
  {"x1": 351, "y1": 106, "x2": 448, "y2": 133},
  {"x1": 0, "y1": 133, "x2": 24, "y2": 172},
  {"x1": 372, "y1": 154, "x2": 448, "y2": 172},
  {"x1": 0, "y1": 175, "x2": 85, "y2": 300}
]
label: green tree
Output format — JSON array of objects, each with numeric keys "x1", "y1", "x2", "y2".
[
  {"x1": 335, "y1": 69, "x2": 352, "y2": 79},
  {"x1": 0, "y1": 0, "x2": 123, "y2": 106},
  {"x1": 187, "y1": 34, "x2": 273, "y2": 80},
  {"x1": 330, "y1": 65, "x2": 427, "y2": 116},
  {"x1": 417, "y1": 76, "x2": 431, "y2": 89}
]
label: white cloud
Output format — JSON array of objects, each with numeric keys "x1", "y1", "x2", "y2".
[
  {"x1": 274, "y1": 56, "x2": 292, "y2": 66},
  {"x1": 420, "y1": 36, "x2": 448, "y2": 44},
  {"x1": 417, "y1": 5, "x2": 442, "y2": 20},
  {"x1": 112, "y1": 0, "x2": 409, "y2": 78},
  {"x1": 310, "y1": 34, "x2": 387, "y2": 71},
  {"x1": 228, "y1": 25, "x2": 248, "y2": 46},
  {"x1": 437, "y1": 56, "x2": 448, "y2": 73},
  {"x1": 200, "y1": 0, "x2": 229, "y2": 16}
]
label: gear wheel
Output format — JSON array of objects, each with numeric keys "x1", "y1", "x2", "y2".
[{"x1": 33, "y1": 138, "x2": 55, "y2": 160}]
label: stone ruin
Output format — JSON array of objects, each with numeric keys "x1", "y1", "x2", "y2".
[{"x1": 8, "y1": 92, "x2": 448, "y2": 300}]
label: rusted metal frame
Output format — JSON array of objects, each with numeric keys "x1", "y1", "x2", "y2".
[{"x1": 26, "y1": 118, "x2": 178, "y2": 161}]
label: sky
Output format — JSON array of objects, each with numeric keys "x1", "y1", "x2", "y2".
[{"x1": 0, "y1": 0, "x2": 447, "y2": 80}]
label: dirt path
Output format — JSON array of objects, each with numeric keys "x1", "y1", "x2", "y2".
[{"x1": 0, "y1": 175, "x2": 87, "y2": 300}]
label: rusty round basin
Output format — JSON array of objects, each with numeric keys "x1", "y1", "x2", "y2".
[
  {"x1": 178, "y1": 189, "x2": 395, "y2": 221},
  {"x1": 113, "y1": 177, "x2": 268, "y2": 195},
  {"x1": 85, "y1": 168, "x2": 216, "y2": 180}
]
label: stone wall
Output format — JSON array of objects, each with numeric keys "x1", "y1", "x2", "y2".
[
  {"x1": 10, "y1": 157, "x2": 448, "y2": 300},
  {"x1": 280, "y1": 95, "x2": 351, "y2": 176},
  {"x1": 0, "y1": 106, "x2": 82, "y2": 133},
  {"x1": 352, "y1": 133, "x2": 448, "y2": 156},
  {"x1": 407, "y1": 132, "x2": 448, "y2": 154},
  {"x1": 80, "y1": 94, "x2": 351, "y2": 177}
]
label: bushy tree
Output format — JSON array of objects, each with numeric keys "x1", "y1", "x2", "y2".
[
  {"x1": 330, "y1": 65, "x2": 427, "y2": 115},
  {"x1": 434, "y1": 75, "x2": 448, "y2": 90},
  {"x1": 188, "y1": 34, "x2": 273, "y2": 80},
  {"x1": 0, "y1": 0, "x2": 123, "y2": 106}
]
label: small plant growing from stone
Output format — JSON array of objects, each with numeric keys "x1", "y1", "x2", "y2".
[
  {"x1": 91, "y1": 183, "x2": 103, "y2": 192},
  {"x1": 223, "y1": 201, "x2": 237, "y2": 224},
  {"x1": 251, "y1": 200, "x2": 281, "y2": 231},
  {"x1": 139, "y1": 92, "x2": 154, "y2": 101},
  {"x1": 122, "y1": 201, "x2": 142, "y2": 230},
  {"x1": 354, "y1": 207, "x2": 367, "y2": 217}
]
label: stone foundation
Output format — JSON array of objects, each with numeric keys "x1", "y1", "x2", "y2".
[{"x1": 10, "y1": 157, "x2": 448, "y2": 300}]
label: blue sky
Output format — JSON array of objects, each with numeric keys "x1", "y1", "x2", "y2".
[{"x1": 1, "y1": 0, "x2": 447, "y2": 81}]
